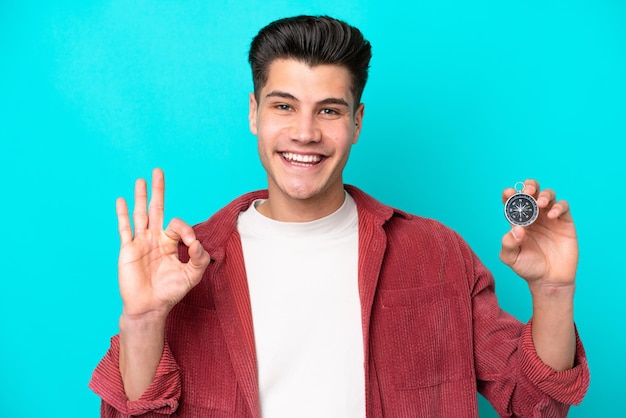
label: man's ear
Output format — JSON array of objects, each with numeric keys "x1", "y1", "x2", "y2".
[
  {"x1": 249, "y1": 93, "x2": 258, "y2": 135},
  {"x1": 352, "y1": 103, "x2": 365, "y2": 144}
]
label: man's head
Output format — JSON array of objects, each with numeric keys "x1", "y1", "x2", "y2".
[{"x1": 249, "y1": 15, "x2": 372, "y2": 108}]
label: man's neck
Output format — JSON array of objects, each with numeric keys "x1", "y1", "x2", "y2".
[{"x1": 256, "y1": 187, "x2": 347, "y2": 222}]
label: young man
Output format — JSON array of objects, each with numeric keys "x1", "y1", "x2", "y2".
[{"x1": 90, "y1": 15, "x2": 589, "y2": 417}]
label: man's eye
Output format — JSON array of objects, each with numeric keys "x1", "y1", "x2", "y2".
[
  {"x1": 320, "y1": 108, "x2": 338, "y2": 115},
  {"x1": 276, "y1": 104, "x2": 291, "y2": 111}
]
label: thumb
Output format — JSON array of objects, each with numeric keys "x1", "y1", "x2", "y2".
[
  {"x1": 185, "y1": 240, "x2": 211, "y2": 283},
  {"x1": 500, "y1": 226, "x2": 524, "y2": 266}
]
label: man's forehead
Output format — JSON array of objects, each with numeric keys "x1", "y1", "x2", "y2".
[{"x1": 262, "y1": 58, "x2": 355, "y2": 103}]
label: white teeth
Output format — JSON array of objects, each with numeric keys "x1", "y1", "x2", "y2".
[{"x1": 281, "y1": 152, "x2": 322, "y2": 164}]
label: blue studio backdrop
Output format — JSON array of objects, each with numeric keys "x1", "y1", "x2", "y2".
[{"x1": 1, "y1": 1, "x2": 624, "y2": 417}]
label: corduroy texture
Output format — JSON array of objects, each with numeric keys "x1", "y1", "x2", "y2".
[
  {"x1": 90, "y1": 336, "x2": 180, "y2": 416},
  {"x1": 89, "y1": 186, "x2": 589, "y2": 417}
]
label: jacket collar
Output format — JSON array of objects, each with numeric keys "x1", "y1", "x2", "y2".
[{"x1": 197, "y1": 185, "x2": 407, "y2": 262}]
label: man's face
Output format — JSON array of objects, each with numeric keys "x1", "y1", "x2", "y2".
[{"x1": 249, "y1": 58, "x2": 364, "y2": 220}]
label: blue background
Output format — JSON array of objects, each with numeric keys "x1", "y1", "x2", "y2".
[{"x1": 1, "y1": 1, "x2": 624, "y2": 416}]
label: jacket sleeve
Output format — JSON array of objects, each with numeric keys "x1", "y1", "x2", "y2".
[
  {"x1": 88, "y1": 335, "x2": 181, "y2": 417},
  {"x1": 467, "y1": 245, "x2": 590, "y2": 417}
]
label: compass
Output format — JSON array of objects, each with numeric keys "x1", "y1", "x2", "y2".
[{"x1": 504, "y1": 182, "x2": 538, "y2": 227}]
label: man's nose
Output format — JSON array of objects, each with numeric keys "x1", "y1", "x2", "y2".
[{"x1": 291, "y1": 113, "x2": 321, "y2": 143}]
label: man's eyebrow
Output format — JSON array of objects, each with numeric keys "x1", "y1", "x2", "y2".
[
  {"x1": 265, "y1": 90, "x2": 298, "y2": 101},
  {"x1": 317, "y1": 97, "x2": 350, "y2": 108}
]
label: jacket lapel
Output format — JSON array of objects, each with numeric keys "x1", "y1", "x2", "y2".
[
  {"x1": 347, "y1": 185, "x2": 398, "y2": 417},
  {"x1": 210, "y1": 233, "x2": 260, "y2": 418},
  {"x1": 357, "y1": 205, "x2": 388, "y2": 417}
]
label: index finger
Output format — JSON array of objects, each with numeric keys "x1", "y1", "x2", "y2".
[
  {"x1": 501, "y1": 179, "x2": 541, "y2": 203},
  {"x1": 148, "y1": 168, "x2": 165, "y2": 230}
]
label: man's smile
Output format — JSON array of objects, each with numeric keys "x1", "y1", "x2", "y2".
[{"x1": 281, "y1": 152, "x2": 324, "y2": 167}]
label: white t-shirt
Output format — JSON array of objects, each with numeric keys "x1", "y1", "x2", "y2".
[{"x1": 237, "y1": 194, "x2": 364, "y2": 417}]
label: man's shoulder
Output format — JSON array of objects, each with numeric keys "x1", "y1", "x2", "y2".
[{"x1": 347, "y1": 185, "x2": 459, "y2": 239}]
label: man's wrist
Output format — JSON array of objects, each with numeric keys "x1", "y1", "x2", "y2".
[
  {"x1": 528, "y1": 281, "x2": 576, "y2": 299},
  {"x1": 119, "y1": 309, "x2": 169, "y2": 334}
]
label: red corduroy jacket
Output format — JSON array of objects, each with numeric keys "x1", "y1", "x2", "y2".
[{"x1": 90, "y1": 186, "x2": 589, "y2": 417}]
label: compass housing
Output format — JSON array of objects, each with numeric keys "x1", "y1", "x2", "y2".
[{"x1": 504, "y1": 192, "x2": 539, "y2": 227}]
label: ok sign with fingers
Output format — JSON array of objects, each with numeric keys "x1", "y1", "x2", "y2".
[{"x1": 116, "y1": 168, "x2": 210, "y2": 318}]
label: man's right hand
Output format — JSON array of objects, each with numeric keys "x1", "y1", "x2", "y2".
[
  {"x1": 116, "y1": 168, "x2": 210, "y2": 400},
  {"x1": 117, "y1": 167, "x2": 210, "y2": 319}
]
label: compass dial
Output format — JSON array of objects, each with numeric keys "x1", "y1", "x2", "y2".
[{"x1": 504, "y1": 193, "x2": 538, "y2": 226}]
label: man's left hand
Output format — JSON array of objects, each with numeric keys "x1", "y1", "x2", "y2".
[{"x1": 500, "y1": 179, "x2": 578, "y2": 289}]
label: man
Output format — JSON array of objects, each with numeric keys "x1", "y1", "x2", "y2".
[{"x1": 90, "y1": 15, "x2": 589, "y2": 417}]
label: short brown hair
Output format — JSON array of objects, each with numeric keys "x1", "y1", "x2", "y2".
[{"x1": 248, "y1": 15, "x2": 372, "y2": 106}]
